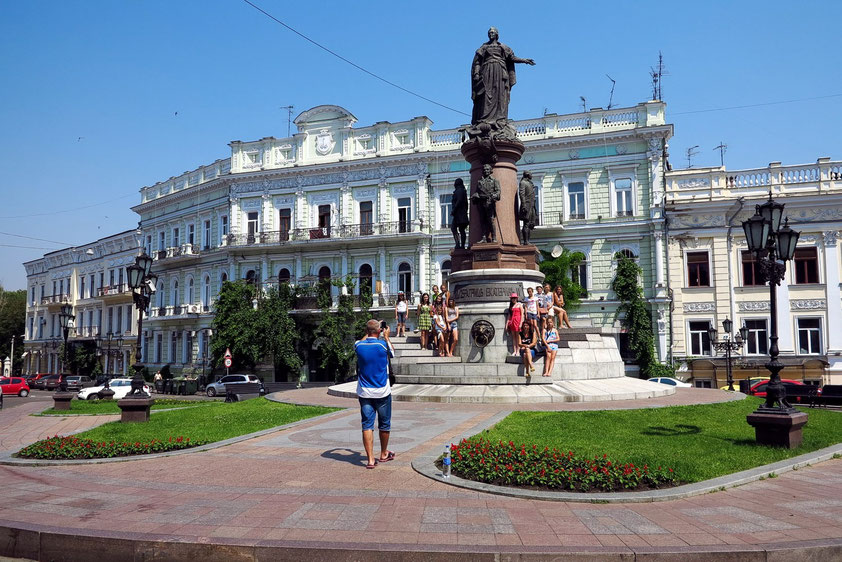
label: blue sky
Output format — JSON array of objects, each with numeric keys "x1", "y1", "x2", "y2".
[{"x1": 1, "y1": 0, "x2": 840, "y2": 290}]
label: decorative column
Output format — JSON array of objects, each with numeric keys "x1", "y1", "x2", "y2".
[
  {"x1": 416, "y1": 172, "x2": 428, "y2": 229},
  {"x1": 378, "y1": 178, "x2": 389, "y2": 223},
  {"x1": 340, "y1": 250, "x2": 348, "y2": 279},
  {"x1": 295, "y1": 187, "x2": 306, "y2": 230},
  {"x1": 261, "y1": 193, "x2": 272, "y2": 233},
  {"x1": 295, "y1": 252, "x2": 303, "y2": 283},
  {"x1": 230, "y1": 196, "x2": 240, "y2": 235},
  {"x1": 823, "y1": 230, "x2": 842, "y2": 377},
  {"x1": 378, "y1": 246, "x2": 387, "y2": 294},
  {"x1": 418, "y1": 241, "x2": 428, "y2": 298},
  {"x1": 653, "y1": 231, "x2": 665, "y2": 287}
]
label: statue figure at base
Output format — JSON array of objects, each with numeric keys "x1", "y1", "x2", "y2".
[
  {"x1": 471, "y1": 164, "x2": 501, "y2": 243},
  {"x1": 518, "y1": 171, "x2": 538, "y2": 245},
  {"x1": 450, "y1": 178, "x2": 469, "y2": 249}
]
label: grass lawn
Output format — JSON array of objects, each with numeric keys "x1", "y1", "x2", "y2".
[
  {"x1": 39, "y1": 398, "x2": 218, "y2": 416},
  {"x1": 471, "y1": 397, "x2": 842, "y2": 483},
  {"x1": 74, "y1": 398, "x2": 339, "y2": 445}
]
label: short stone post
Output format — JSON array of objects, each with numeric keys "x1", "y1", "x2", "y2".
[{"x1": 117, "y1": 397, "x2": 154, "y2": 422}]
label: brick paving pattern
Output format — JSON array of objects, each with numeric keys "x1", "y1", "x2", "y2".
[{"x1": 0, "y1": 388, "x2": 840, "y2": 558}]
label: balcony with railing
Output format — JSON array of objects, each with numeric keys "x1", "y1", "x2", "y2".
[
  {"x1": 41, "y1": 294, "x2": 70, "y2": 305},
  {"x1": 666, "y1": 158, "x2": 842, "y2": 201},
  {"x1": 225, "y1": 220, "x2": 426, "y2": 248},
  {"x1": 539, "y1": 211, "x2": 639, "y2": 228},
  {"x1": 153, "y1": 244, "x2": 201, "y2": 262}
]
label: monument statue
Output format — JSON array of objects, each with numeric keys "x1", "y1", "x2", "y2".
[
  {"x1": 518, "y1": 171, "x2": 538, "y2": 244},
  {"x1": 471, "y1": 164, "x2": 501, "y2": 243},
  {"x1": 450, "y1": 178, "x2": 469, "y2": 249},
  {"x1": 470, "y1": 26, "x2": 535, "y2": 138}
]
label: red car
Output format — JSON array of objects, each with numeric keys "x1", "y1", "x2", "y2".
[
  {"x1": 0, "y1": 377, "x2": 31, "y2": 397},
  {"x1": 748, "y1": 379, "x2": 807, "y2": 402}
]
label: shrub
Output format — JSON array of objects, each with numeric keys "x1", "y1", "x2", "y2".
[
  {"x1": 447, "y1": 438, "x2": 678, "y2": 492},
  {"x1": 17, "y1": 435, "x2": 203, "y2": 460}
]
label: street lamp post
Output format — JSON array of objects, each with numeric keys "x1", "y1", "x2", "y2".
[
  {"x1": 126, "y1": 252, "x2": 156, "y2": 398},
  {"x1": 54, "y1": 304, "x2": 75, "y2": 407},
  {"x1": 96, "y1": 333, "x2": 115, "y2": 399},
  {"x1": 708, "y1": 318, "x2": 747, "y2": 392},
  {"x1": 58, "y1": 304, "x2": 73, "y2": 376},
  {"x1": 742, "y1": 192, "x2": 806, "y2": 447}
]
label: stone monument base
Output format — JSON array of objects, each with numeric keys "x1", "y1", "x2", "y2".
[
  {"x1": 451, "y1": 243, "x2": 539, "y2": 272},
  {"x1": 117, "y1": 398, "x2": 154, "y2": 423},
  {"x1": 746, "y1": 409, "x2": 808, "y2": 448},
  {"x1": 52, "y1": 392, "x2": 74, "y2": 411}
]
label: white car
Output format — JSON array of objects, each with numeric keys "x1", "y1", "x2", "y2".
[
  {"x1": 648, "y1": 377, "x2": 692, "y2": 388},
  {"x1": 77, "y1": 378, "x2": 151, "y2": 400}
]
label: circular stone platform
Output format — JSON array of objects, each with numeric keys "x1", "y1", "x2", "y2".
[{"x1": 327, "y1": 377, "x2": 674, "y2": 403}]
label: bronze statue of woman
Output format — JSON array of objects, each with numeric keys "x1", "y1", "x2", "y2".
[{"x1": 471, "y1": 27, "x2": 535, "y2": 127}]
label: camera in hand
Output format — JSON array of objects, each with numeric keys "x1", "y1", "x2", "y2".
[{"x1": 380, "y1": 321, "x2": 388, "y2": 330}]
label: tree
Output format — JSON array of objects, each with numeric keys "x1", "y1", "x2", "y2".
[
  {"x1": 538, "y1": 248, "x2": 585, "y2": 310},
  {"x1": 314, "y1": 276, "x2": 361, "y2": 383},
  {"x1": 210, "y1": 280, "x2": 261, "y2": 371},
  {"x1": 0, "y1": 286, "x2": 26, "y2": 374},
  {"x1": 611, "y1": 254, "x2": 665, "y2": 379},
  {"x1": 260, "y1": 282, "x2": 302, "y2": 380}
]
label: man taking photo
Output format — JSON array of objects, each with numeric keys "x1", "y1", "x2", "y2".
[{"x1": 354, "y1": 319, "x2": 396, "y2": 469}]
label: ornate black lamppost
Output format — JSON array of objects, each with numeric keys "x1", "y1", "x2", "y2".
[
  {"x1": 742, "y1": 192, "x2": 805, "y2": 447},
  {"x1": 125, "y1": 252, "x2": 156, "y2": 399},
  {"x1": 708, "y1": 318, "x2": 747, "y2": 392},
  {"x1": 96, "y1": 333, "x2": 115, "y2": 399},
  {"x1": 58, "y1": 304, "x2": 73, "y2": 375}
]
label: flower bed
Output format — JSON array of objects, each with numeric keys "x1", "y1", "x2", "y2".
[
  {"x1": 446, "y1": 438, "x2": 678, "y2": 492},
  {"x1": 17, "y1": 435, "x2": 204, "y2": 460}
]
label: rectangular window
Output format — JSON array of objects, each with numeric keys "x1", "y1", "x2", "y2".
[
  {"x1": 797, "y1": 318, "x2": 822, "y2": 354},
  {"x1": 359, "y1": 202, "x2": 373, "y2": 235},
  {"x1": 686, "y1": 252, "x2": 710, "y2": 287},
  {"x1": 246, "y1": 212, "x2": 259, "y2": 240},
  {"x1": 567, "y1": 182, "x2": 585, "y2": 219},
  {"x1": 171, "y1": 332, "x2": 178, "y2": 363},
  {"x1": 118, "y1": 267, "x2": 123, "y2": 287},
  {"x1": 440, "y1": 194, "x2": 452, "y2": 228},
  {"x1": 89, "y1": 275, "x2": 94, "y2": 298},
  {"x1": 220, "y1": 215, "x2": 229, "y2": 243},
  {"x1": 744, "y1": 319, "x2": 768, "y2": 355},
  {"x1": 203, "y1": 220, "x2": 211, "y2": 250},
  {"x1": 793, "y1": 247, "x2": 819, "y2": 284},
  {"x1": 571, "y1": 261, "x2": 588, "y2": 298},
  {"x1": 109, "y1": 270, "x2": 115, "y2": 287},
  {"x1": 688, "y1": 321, "x2": 712, "y2": 356},
  {"x1": 116, "y1": 307, "x2": 122, "y2": 335},
  {"x1": 311, "y1": 205, "x2": 331, "y2": 239},
  {"x1": 125, "y1": 305, "x2": 132, "y2": 333},
  {"x1": 695, "y1": 380, "x2": 713, "y2": 389},
  {"x1": 614, "y1": 178, "x2": 633, "y2": 217},
  {"x1": 397, "y1": 197, "x2": 411, "y2": 233},
  {"x1": 59, "y1": 279, "x2": 64, "y2": 296},
  {"x1": 279, "y1": 209, "x2": 292, "y2": 240},
  {"x1": 146, "y1": 235, "x2": 153, "y2": 256},
  {"x1": 185, "y1": 331, "x2": 193, "y2": 364},
  {"x1": 187, "y1": 224, "x2": 195, "y2": 245},
  {"x1": 107, "y1": 307, "x2": 113, "y2": 335},
  {"x1": 80, "y1": 278, "x2": 85, "y2": 300},
  {"x1": 741, "y1": 251, "x2": 762, "y2": 286},
  {"x1": 155, "y1": 333, "x2": 162, "y2": 363},
  {"x1": 172, "y1": 228, "x2": 180, "y2": 248},
  {"x1": 88, "y1": 310, "x2": 93, "y2": 335},
  {"x1": 159, "y1": 232, "x2": 165, "y2": 251}
]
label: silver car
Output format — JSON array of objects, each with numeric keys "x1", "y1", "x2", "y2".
[{"x1": 205, "y1": 374, "x2": 264, "y2": 397}]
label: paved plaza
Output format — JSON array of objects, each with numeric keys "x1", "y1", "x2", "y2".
[{"x1": 1, "y1": 388, "x2": 841, "y2": 560}]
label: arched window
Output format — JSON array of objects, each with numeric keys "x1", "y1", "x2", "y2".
[
  {"x1": 220, "y1": 272, "x2": 228, "y2": 284},
  {"x1": 157, "y1": 281, "x2": 165, "y2": 308},
  {"x1": 187, "y1": 277, "x2": 194, "y2": 304},
  {"x1": 202, "y1": 275, "x2": 211, "y2": 308},
  {"x1": 245, "y1": 270, "x2": 257, "y2": 285},
  {"x1": 358, "y1": 264, "x2": 373, "y2": 295},
  {"x1": 278, "y1": 268, "x2": 291, "y2": 284},
  {"x1": 441, "y1": 260, "x2": 452, "y2": 282},
  {"x1": 397, "y1": 262, "x2": 412, "y2": 296},
  {"x1": 318, "y1": 266, "x2": 331, "y2": 282},
  {"x1": 171, "y1": 280, "x2": 179, "y2": 307}
]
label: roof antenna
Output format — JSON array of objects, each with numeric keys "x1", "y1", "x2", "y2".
[
  {"x1": 686, "y1": 145, "x2": 700, "y2": 168},
  {"x1": 579, "y1": 96, "x2": 587, "y2": 113},
  {"x1": 713, "y1": 142, "x2": 728, "y2": 167},
  {"x1": 605, "y1": 75, "x2": 616, "y2": 109},
  {"x1": 649, "y1": 51, "x2": 667, "y2": 100},
  {"x1": 280, "y1": 105, "x2": 294, "y2": 137}
]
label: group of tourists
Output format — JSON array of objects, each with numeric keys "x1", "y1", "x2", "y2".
[
  {"x1": 394, "y1": 282, "x2": 461, "y2": 358},
  {"x1": 506, "y1": 283, "x2": 572, "y2": 377}
]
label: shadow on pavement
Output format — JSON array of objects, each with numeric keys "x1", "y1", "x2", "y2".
[{"x1": 321, "y1": 447, "x2": 366, "y2": 466}]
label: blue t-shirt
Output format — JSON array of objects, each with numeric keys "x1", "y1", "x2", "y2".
[{"x1": 354, "y1": 337, "x2": 393, "y2": 398}]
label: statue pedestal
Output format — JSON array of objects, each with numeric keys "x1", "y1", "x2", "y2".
[
  {"x1": 746, "y1": 409, "x2": 808, "y2": 448},
  {"x1": 52, "y1": 392, "x2": 74, "y2": 411},
  {"x1": 452, "y1": 243, "x2": 539, "y2": 272},
  {"x1": 449, "y1": 268, "x2": 545, "y2": 364},
  {"x1": 117, "y1": 398, "x2": 154, "y2": 423}
]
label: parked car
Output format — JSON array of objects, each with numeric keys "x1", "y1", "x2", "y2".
[
  {"x1": 205, "y1": 374, "x2": 265, "y2": 397},
  {"x1": 65, "y1": 376, "x2": 94, "y2": 392},
  {"x1": 720, "y1": 378, "x2": 768, "y2": 391},
  {"x1": 647, "y1": 377, "x2": 692, "y2": 388},
  {"x1": 77, "y1": 378, "x2": 150, "y2": 400},
  {"x1": 30, "y1": 373, "x2": 53, "y2": 390},
  {"x1": 747, "y1": 379, "x2": 807, "y2": 402},
  {"x1": 0, "y1": 377, "x2": 31, "y2": 397},
  {"x1": 44, "y1": 374, "x2": 73, "y2": 391}
]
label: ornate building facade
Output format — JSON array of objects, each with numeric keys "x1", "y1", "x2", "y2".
[
  {"x1": 665, "y1": 158, "x2": 842, "y2": 386},
  {"x1": 22, "y1": 230, "x2": 140, "y2": 375},
  {"x1": 25, "y1": 101, "x2": 673, "y2": 381}
]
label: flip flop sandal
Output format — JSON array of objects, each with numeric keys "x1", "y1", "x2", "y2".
[
  {"x1": 379, "y1": 451, "x2": 396, "y2": 462},
  {"x1": 365, "y1": 461, "x2": 378, "y2": 469}
]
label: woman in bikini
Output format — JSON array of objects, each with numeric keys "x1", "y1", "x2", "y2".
[
  {"x1": 542, "y1": 318, "x2": 560, "y2": 377},
  {"x1": 552, "y1": 285, "x2": 573, "y2": 329}
]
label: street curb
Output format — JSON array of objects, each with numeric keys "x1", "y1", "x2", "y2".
[
  {"x1": 411, "y1": 408, "x2": 842, "y2": 503},
  {"x1": 0, "y1": 399, "x2": 346, "y2": 467}
]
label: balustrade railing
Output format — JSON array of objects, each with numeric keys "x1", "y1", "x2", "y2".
[
  {"x1": 225, "y1": 221, "x2": 426, "y2": 248},
  {"x1": 670, "y1": 159, "x2": 842, "y2": 196},
  {"x1": 98, "y1": 284, "x2": 129, "y2": 297},
  {"x1": 41, "y1": 294, "x2": 70, "y2": 305}
]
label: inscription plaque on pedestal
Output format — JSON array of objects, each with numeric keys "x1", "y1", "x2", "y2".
[{"x1": 453, "y1": 283, "x2": 524, "y2": 303}]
